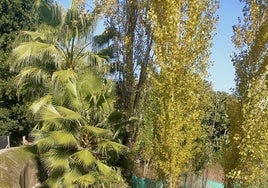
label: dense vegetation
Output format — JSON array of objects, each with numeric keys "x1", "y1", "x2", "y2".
[
  {"x1": 0, "y1": 0, "x2": 267, "y2": 187},
  {"x1": 0, "y1": 0, "x2": 38, "y2": 145}
]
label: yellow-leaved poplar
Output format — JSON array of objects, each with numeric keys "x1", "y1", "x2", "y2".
[
  {"x1": 225, "y1": 0, "x2": 268, "y2": 187},
  {"x1": 149, "y1": 0, "x2": 218, "y2": 187}
]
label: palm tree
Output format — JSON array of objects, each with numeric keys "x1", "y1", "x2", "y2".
[{"x1": 10, "y1": 0, "x2": 128, "y2": 187}]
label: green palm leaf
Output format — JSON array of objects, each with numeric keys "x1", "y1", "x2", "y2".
[
  {"x1": 55, "y1": 106, "x2": 81, "y2": 120},
  {"x1": 12, "y1": 41, "x2": 59, "y2": 67},
  {"x1": 96, "y1": 160, "x2": 113, "y2": 176},
  {"x1": 97, "y1": 139, "x2": 128, "y2": 154},
  {"x1": 74, "y1": 173, "x2": 96, "y2": 187},
  {"x1": 36, "y1": 136, "x2": 54, "y2": 152},
  {"x1": 30, "y1": 95, "x2": 52, "y2": 114},
  {"x1": 71, "y1": 149, "x2": 96, "y2": 168},
  {"x1": 52, "y1": 70, "x2": 78, "y2": 96},
  {"x1": 40, "y1": 104, "x2": 61, "y2": 121},
  {"x1": 62, "y1": 168, "x2": 81, "y2": 187},
  {"x1": 52, "y1": 69, "x2": 78, "y2": 84},
  {"x1": 65, "y1": 81, "x2": 78, "y2": 98},
  {"x1": 43, "y1": 149, "x2": 70, "y2": 172},
  {"x1": 39, "y1": 104, "x2": 81, "y2": 122},
  {"x1": 84, "y1": 51, "x2": 106, "y2": 68},
  {"x1": 50, "y1": 131, "x2": 78, "y2": 147},
  {"x1": 20, "y1": 31, "x2": 46, "y2": 41},
  {"x1": 46, "y1": 177, "x2": 63, "y2": 188},
  {"x1": 83, "y1": 126, "x2": 113, "y2": 137},
  {"x1": 16, "y1": 66, "x2": 50, "y2": 89}
]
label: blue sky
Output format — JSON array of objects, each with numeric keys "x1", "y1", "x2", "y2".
[
  {"x1": 55, "y1": 0, "x2": 244, "y2": 93},
  {"x1": 208, "y1": 0, "x2": 244, "y2": 92}
]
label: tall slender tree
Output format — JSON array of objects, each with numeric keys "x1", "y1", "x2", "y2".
[
  {"x1": 149, "y1": 0, "x2": 218, "y2": 186},
  {"x1": 94, "y1": 0, "x2": 153, "y2": 146},
  {"x1": 225, "y1": 0, "x2": 268, "y2": 187}
]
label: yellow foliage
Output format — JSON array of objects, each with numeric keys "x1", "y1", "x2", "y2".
[
  {"x1": 226, "y1": 0, "x2": 268, "y2": 187},
  {"x1": 149, "y1": 0, "x2": 218, "y2": 186}
]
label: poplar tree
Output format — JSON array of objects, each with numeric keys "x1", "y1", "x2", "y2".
[
  {"x1": 149, "y1": 0, "x2": 218, "y2": 186},
  {"x1": 94, "y1": 0, "x2": 153, "y2": 147},
  {"x1": 225, "y1": 0, "x2": 268, "y2": 187}
]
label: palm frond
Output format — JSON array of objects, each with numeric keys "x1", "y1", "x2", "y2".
[
  {"x1": 74, "y1": 173, "x2": 96, "y2": 187},
  {"x1": 45, "y1": 177, "x2": 63, "y2": 188},
  {"x1": 40, "y1": 104, "x2": 61, "y2": 121},
  {"x1": 39, "y1": 103, "x2": 81, "y2": 122},
  {"x1": 71, "y1": 149, "x2": 96, "y2": 168},
  {"x1": 16, "y1": 66, "x2": 50, "y2": 89},
  {"x1": 95, "y1": 160, "x2": 113, "y2": 177},
  {"x1": 97, "y1": 139, "x2": 128, "y2": 154},
  {"x1": 55, "y1": 106, "x2": 81, "y2": 120},
  {"x1": 84, "y1": 51, "x2": 106, "y2": 68},
  {"x1": 36, "y1": 136, "x2": 55, "y2": 152},
  {"x1": 62, "y1": 168, "x2": 81, "y2": 186},
  {"x1": 20, "y1": 31, "x2": 46, "y2": 41},
  {"x1": 30, "y1": 94, "x2": 52, "y2": 114},
  {"x1": 65, "y1": 81, "x2": 78, "y2": 97},
  {"x1": 52, "y1": 69, "x2": 78, "y2": 82},
  {"x1": 83, "y1": 126, "x2": 113, "y2": 137},
  {"x1": 52, "y1": 70, "x2": 78, "y2": 93},
  {"x1": 38, "y1": 121, "x2": 60, "y2": 132},
  {"x1": 50, "y1": 131, "x2": 78, "y2": 147},
  {"x1": 11, "y1": 41, "x2": 60, "y2": 70},
  {"x1": 43, "y1": 148, "x2": 70, "y2": 172}
]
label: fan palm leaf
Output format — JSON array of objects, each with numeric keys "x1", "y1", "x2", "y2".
[
  {"x1": 52, "y1": 69, "x2": 78, "y2": 98},
  {"x1": 36, "y1": 135, "x2": 55, "y2": 152},
  {"x1": 43, "y1": 148, "x2": 70, "y2": 172},
  {"x1": 30, "y1": 94, "x2": 52, "y2": 114},
  {"x1": 55, "y1": 106, "x2": 81, "y2": 120},
  {"x1": 97, "y1": 139, "x2": 128, "y2": 154},
  {"x1": 16, "y1": 66, "x2": 50, "y2": 88},
  {"x1": 11, "y1": 41, "x2": 61, "y2": 69},
  {"x1": 40, "y1": 104, "x2": 62, "y2": 121},
  {"x1": 83, "y1": 125, "x2": 113, "y2": 137},
  {"x1": 62, "y1": 168, "x2": 82, "y2": 187},
  {"x1": 52, "y1": 69, "x2": 78, "y2": 84},
  {"x1": 71, "y1": 149, "x2": 96, "y2": 168},
  {"x1": 20, "y1": 31, "x2": 47, "y2": 41},
  {"x1": 95, "y1": 160, "x2": 113, "y2": 177},
  {"x1": 50, "y1": 131, "x2": 78, "y2": 147},
  {"x1": 74, "y1": 173, "x2": 96, "y2": 187}
]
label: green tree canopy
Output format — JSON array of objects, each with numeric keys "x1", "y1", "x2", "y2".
[
  {"x1": 10, "y1": 0, "x2": 128, "y2": 186},
  {"x1": 0, "y1": 0, "x2": 39, "y2": 144}
]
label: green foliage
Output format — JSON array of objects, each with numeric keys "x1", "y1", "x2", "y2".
[
  {"x1": 204, "y1": 91, "x2": 231, "y2": 152},
  {"x1": 29, "y1": 72, "x2": 128, "y2": 187},
  {"x1": 93, "y1": 27, "x2": 117, "y2": 49},
  {"x1": 0, "y1": 0, "x2": 40, "y2": 144},
  {"x1": 0, "y1": 51, "x2": 34, "y2": 145},
  {"x1": 0, "y1": 0, "x2": 37, "y2": 52},
  {"x1": 10, "y1": 1, "x2": 128, "y2": 186}
]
